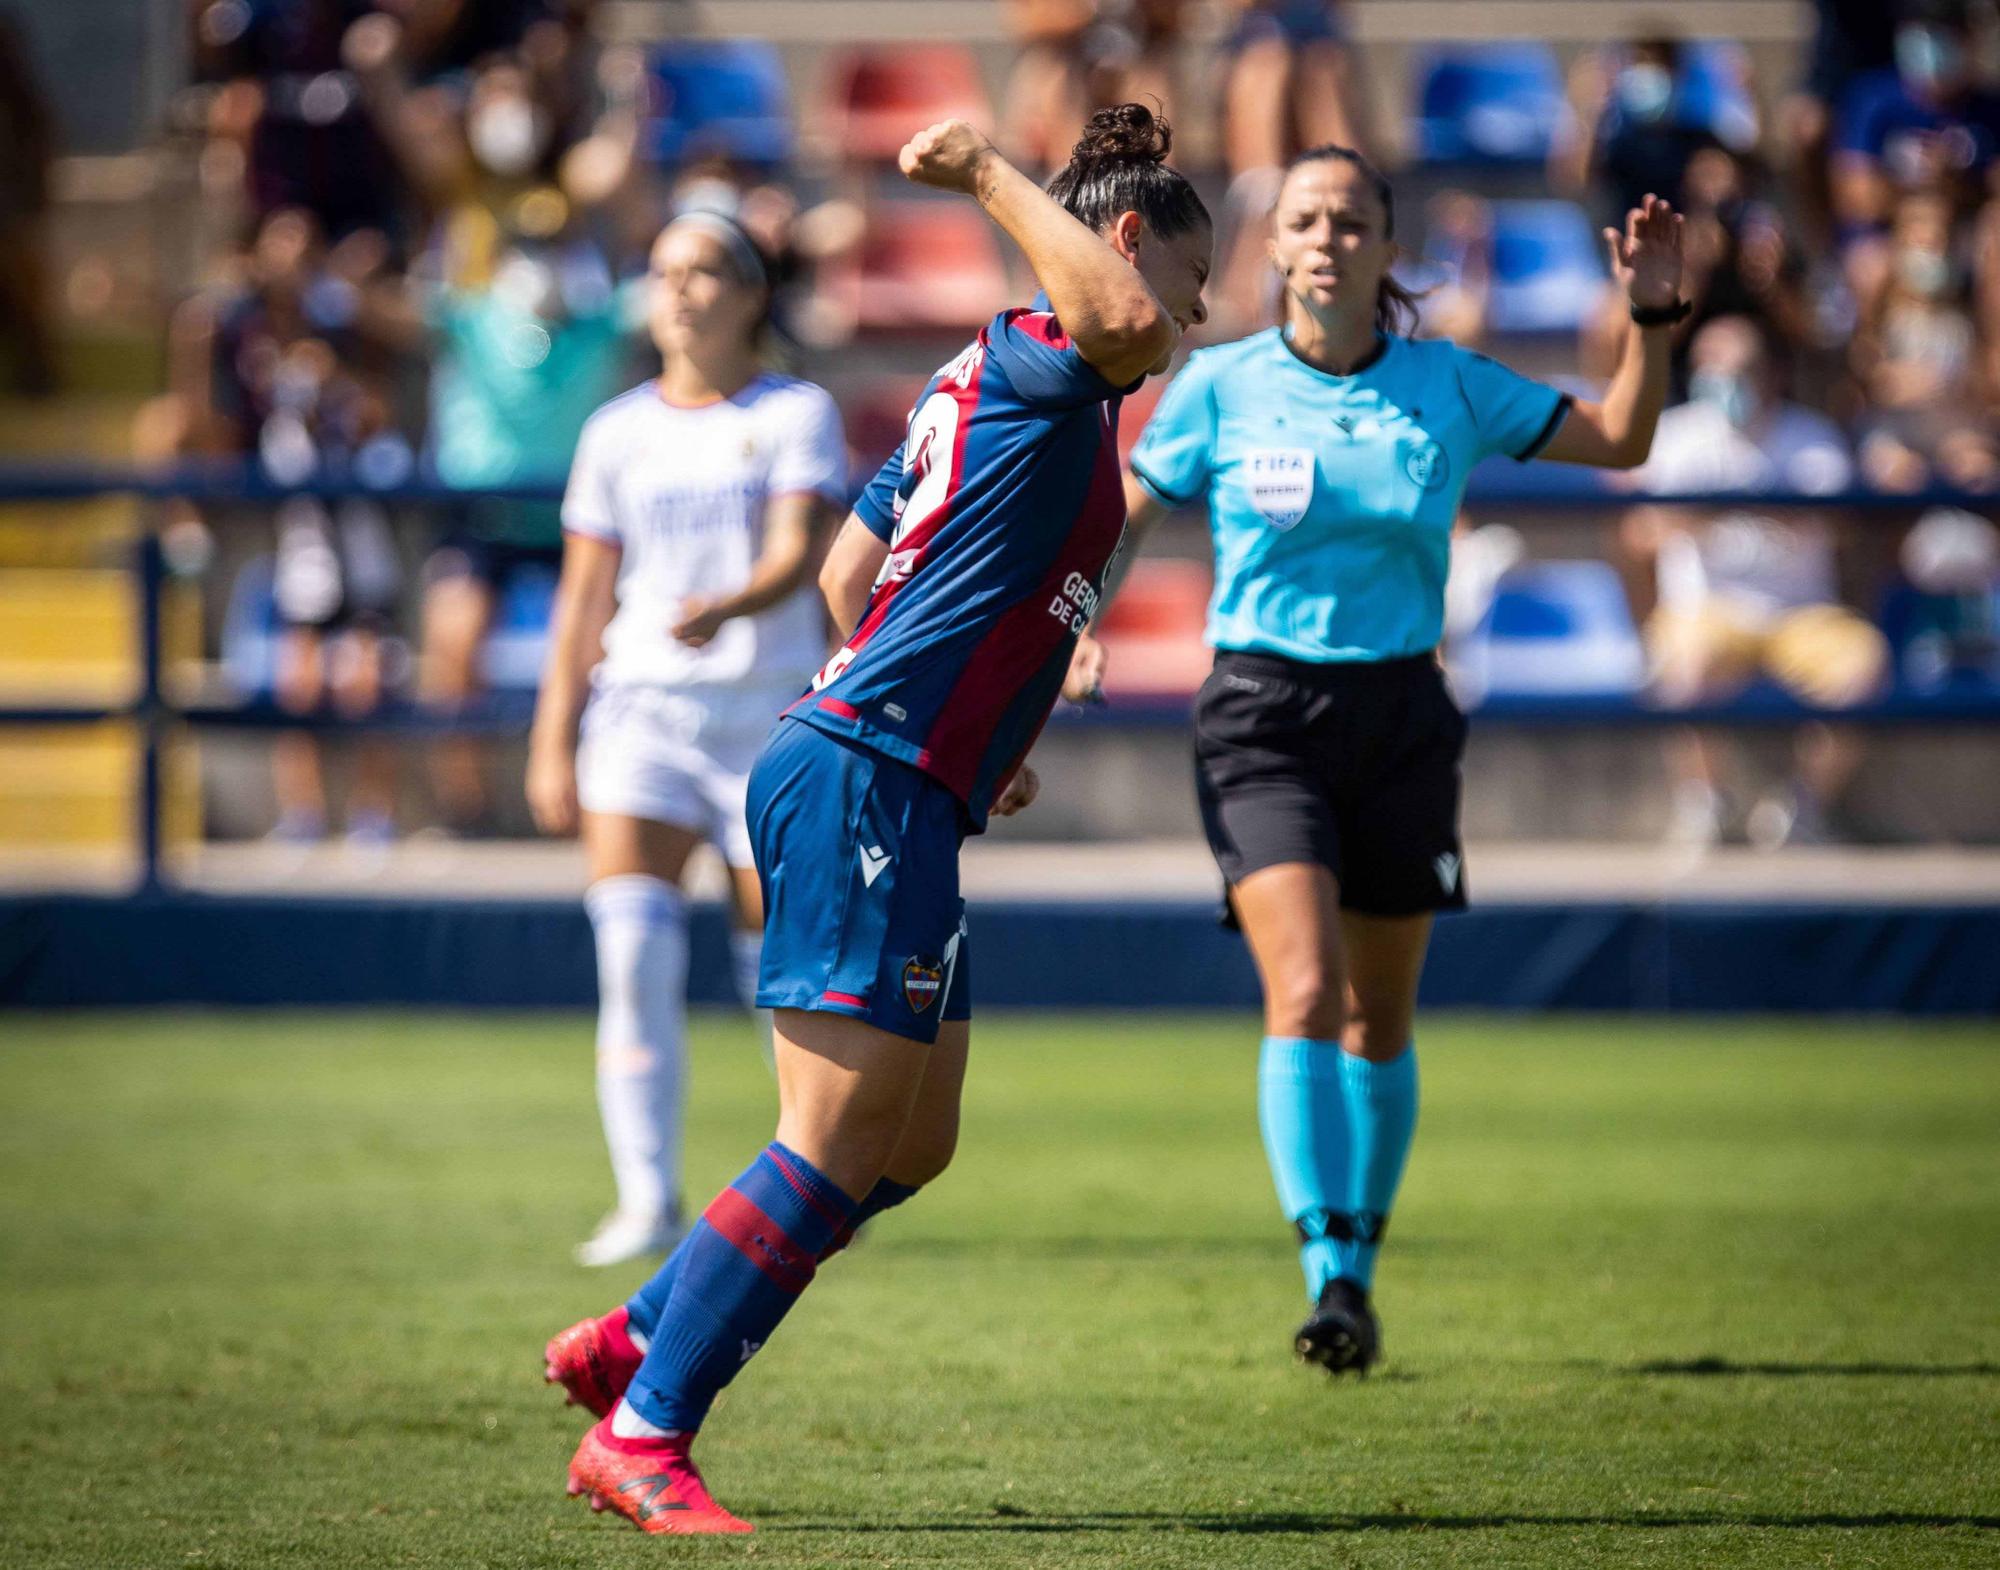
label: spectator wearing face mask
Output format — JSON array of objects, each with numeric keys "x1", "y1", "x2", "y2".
[
  {"x1": 1833, "y1": 0, "x2": 2000, "y2": 296},
  {"x1": 1619, "y1": 315, "x2": 1888, "y2": 847},
  {"x1": 1558, "y1": 34, "x2": 1739, "y2": 230},
  {"x1": 1853, "y1": 190, "x2": 2000, "y2": 491},
  {"x1": 411, "y1": 205, "x2": 642, "y2": 836},
  {"x1": 341, "y1": 12, "x2": 635, "y2": 291}
]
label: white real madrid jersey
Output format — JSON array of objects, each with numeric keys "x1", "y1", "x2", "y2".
[{"x1": 562, "y1": 374, "x2": 849, "y2": 689}]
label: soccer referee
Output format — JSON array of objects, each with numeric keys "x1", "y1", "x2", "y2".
[{"x1": 1070, "y1": 144, "x2": 1686, "y2": 1375}]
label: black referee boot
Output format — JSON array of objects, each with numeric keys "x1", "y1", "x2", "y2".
[{"x1": 1295, "y1": 1277, "x2": 1380, "y2": 1376}]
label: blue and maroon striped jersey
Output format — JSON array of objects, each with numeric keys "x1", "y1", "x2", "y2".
[{"x1": 789, "y1": 304, "x2": 1134, "y2": 828}]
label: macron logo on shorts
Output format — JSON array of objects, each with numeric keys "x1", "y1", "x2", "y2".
[
  {"x1": 1434, "y1": 853, "x2": 1461, "y2": 894},
  {"x1": 859, "y1": 844, "x2": 891, "y2": 887}
]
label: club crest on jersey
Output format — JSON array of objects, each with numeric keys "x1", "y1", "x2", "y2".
[
  {"x1": 1405, "y1": 439, "x2": 1449, "y2": 490},
  {"x1": 902, "y1": 956, "x2": 944, "y2": 1014},
  {"x1": 1246, "y1": 448, "x2": 1314, "y2": 530}
]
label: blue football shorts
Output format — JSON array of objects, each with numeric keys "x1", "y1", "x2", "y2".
[{"x1": 747, "y1": 716, "x2": 971, "y2": 1045}]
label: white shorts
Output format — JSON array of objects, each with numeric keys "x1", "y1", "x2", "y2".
[{"x1": 575, "y1": 681, "x2": 798, "y2": 867}]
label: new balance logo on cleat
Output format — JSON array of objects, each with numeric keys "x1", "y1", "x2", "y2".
[
  {"x1": 1434, "y1": 852, "x2": 1461, "y2": 894},
  {"x1": 858, "y1": 844, "x2": 891, "y2": 887},
  {"x1": 616, "y1": 1475, "x2": 691, "y2": 1520}
]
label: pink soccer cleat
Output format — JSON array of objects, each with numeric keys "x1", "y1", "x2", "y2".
[
  {"x1": 543, "y1": 1306, "x2": 643, "y2": 1419},
  {"x1": 566, "y1": 1417, "x2": 754, "y2": 1535}
]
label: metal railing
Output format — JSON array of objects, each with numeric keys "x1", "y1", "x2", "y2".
[{"x1": 2, "y1": 461, "x2": 1996, "y2": 891}]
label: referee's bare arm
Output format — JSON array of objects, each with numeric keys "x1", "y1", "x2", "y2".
[
  {"x1": 897, "y1": 120, "x2": 1176, "y2": 387},
  {"x1": 1539, "y1": 194, "x2": 1686, "y2": 470}
]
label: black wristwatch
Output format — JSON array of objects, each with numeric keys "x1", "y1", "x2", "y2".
[{"x1": 1629, "y1": 297, "x2": 1693, "y2": 327}]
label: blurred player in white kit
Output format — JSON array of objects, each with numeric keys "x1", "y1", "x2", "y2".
[{"x1": 527, "y1": 210, "x2": 847, "y2": 1266}]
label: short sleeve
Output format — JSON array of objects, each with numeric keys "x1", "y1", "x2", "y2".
[
  {"x1": 985, "y1": 308, "x2": 1124, "y2": 410},
  {"x1": 767, "y1": 385, "x2": 850, "y2": 502},
  {"x1": 1454, "y1": 348, "x2": 1571, "y2": 463},
  {"x1": 851, "y1": 440, "x2": 906, "y2": 541},
  {"x1": 1128, "y1": 354, "x2": 1218, "y2": 507},
  {"x1": 560, "y1": 412, "x2": 620, "y2": 542}
]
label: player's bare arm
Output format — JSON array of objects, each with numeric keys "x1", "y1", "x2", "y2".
[
  {"x1": 672, "y1": 492, "x2": 836, "y2": 647},
  {"x1": 817, "y1": 512, "x2": 891, "y2": 636},
  {"x1": 526, "y1": 532, "x2": 620, "y2": 836},
  {"x1": 899, "y1": 119, "x2": 1177, "y2": 386},
  {"x1": 1062, "y1": 474, "x2": 1170, "y2": 702},
  {"x1": 992, "y1": 765, "x2": 1041, "y2": 817},
  {"x1": 1539, "y1": 194, "x2": 1687, "y2": 470}
]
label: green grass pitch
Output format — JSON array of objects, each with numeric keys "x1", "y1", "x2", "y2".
[{"x1": 1, "y1": 1011, "x2": 1996, "y2": 1568}]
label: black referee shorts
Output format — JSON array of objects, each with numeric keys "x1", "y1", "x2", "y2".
[{"x1": 1193, "y1": 649, "x2": 1469, "y2": 917}]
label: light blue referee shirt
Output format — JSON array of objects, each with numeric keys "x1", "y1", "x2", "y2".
[{"x1": 1129, "y1": 329, "x2": 1571, "y2": 663}]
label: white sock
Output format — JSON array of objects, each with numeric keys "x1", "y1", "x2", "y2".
[
  {"x1": 585, "y1": 875, "x2": 690, "y2": 1222},
  {"x1": 610, "y1": 1396, "x2": 675, "y2": 1440},
  {"x1": 728, "y1": 926, "x2": 777, "y2": 1073}
]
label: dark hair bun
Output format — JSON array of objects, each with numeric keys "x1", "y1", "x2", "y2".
[{"x1": 1069, "y1": 103, "x2": 1172, "y2": 167}]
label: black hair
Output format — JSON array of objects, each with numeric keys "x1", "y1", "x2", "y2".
[
  {"x1": 1282, "y1": 143, "x2": 1421, "y2": 336},
  {"x1": 1046, "y1": 104, "x2": 1210, "y2": 240}
]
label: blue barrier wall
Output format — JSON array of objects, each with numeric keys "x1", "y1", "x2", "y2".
[{"x1": 3, "y1": 895, "x2": 1994, "y2": 1015}]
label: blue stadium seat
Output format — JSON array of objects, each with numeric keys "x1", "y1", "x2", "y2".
[
  {"x1": 478, "y1": 562, "x2": 558, "y2": 691},
  {"x1": 644, "y1": 39, "x2": 793, "y2": 167},
  {"x1": 1486, "y1": 200, "x2": 1607, "y2": 334},
  {"x1": 1675, "y1": 40, "x2": 1758, "y2": 148},
  {"x1": 221, "y1": 554, "x2": 282, "y2": 700},
  {"x1": 1453, "y1": 560, "x2": 1646, "y2": 699},
  {"x1": 1412, "y1": 44, "x2": 1568, "y2": 165}
]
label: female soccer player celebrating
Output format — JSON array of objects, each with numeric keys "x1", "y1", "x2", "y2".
[
  {"x1": 542, "y1": 105, "x2": 1211, "y2": 1533},
  {"x1": 1086, "y1": 146, "x2": 1684, "y2": 1374},
  {"x1": 526, "y1": 211, "x2": 847, "y2": 1268}
]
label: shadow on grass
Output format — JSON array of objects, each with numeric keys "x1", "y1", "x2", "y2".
[
  {"x1": 770, "y1": 1508, "x2": 2000, "y2": 1536},
  {"x1": 1600, "y1": 1356, "x2": 2000, "y2": 1378},
  {"x1": 884, "y1": 1235, "x2": 1451, "y2": 1260}
]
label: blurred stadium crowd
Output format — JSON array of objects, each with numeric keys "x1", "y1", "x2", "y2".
[{"x1": 4, "y1": 0, "x2": 2000, "y2": 851}]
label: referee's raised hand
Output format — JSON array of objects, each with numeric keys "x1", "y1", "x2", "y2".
[{"x1": 1603, "y1": 194, "x2": 1685, "y2": 311}]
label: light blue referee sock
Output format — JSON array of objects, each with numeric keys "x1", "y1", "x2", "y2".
[
  {"x1": 1339, "y1": 1044, "x2": 1419, "y2": 1291},
  {"x1": 1257, "y1": 1036, "x2": 1350, "y2": 1301}
]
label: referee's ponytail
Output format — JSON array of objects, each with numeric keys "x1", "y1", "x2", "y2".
[{"x1": 1286, "y1": 144, "x2": 1422, "y2": 337}]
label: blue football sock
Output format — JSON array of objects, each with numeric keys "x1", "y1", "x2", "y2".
[
  {"x1": 1339, "y1": 1044, "x2": 1419, "y2": 1291},
  {"x1": 823, "y1": 1175, "x2": 920, "y2": 1260},
  {"x1": 623, "y1": 1142, "x2": 856, "y2": 1433},
  {"x1": 1257, "y1": 1036, "x2": 1350, "y2": 1301},
  {"x1": 625, "y1": 1175, "x2": 920, "y2": 1338},
  {"x1": 623, "y1": 1232, "x2": 691, "y2": 1342}
]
